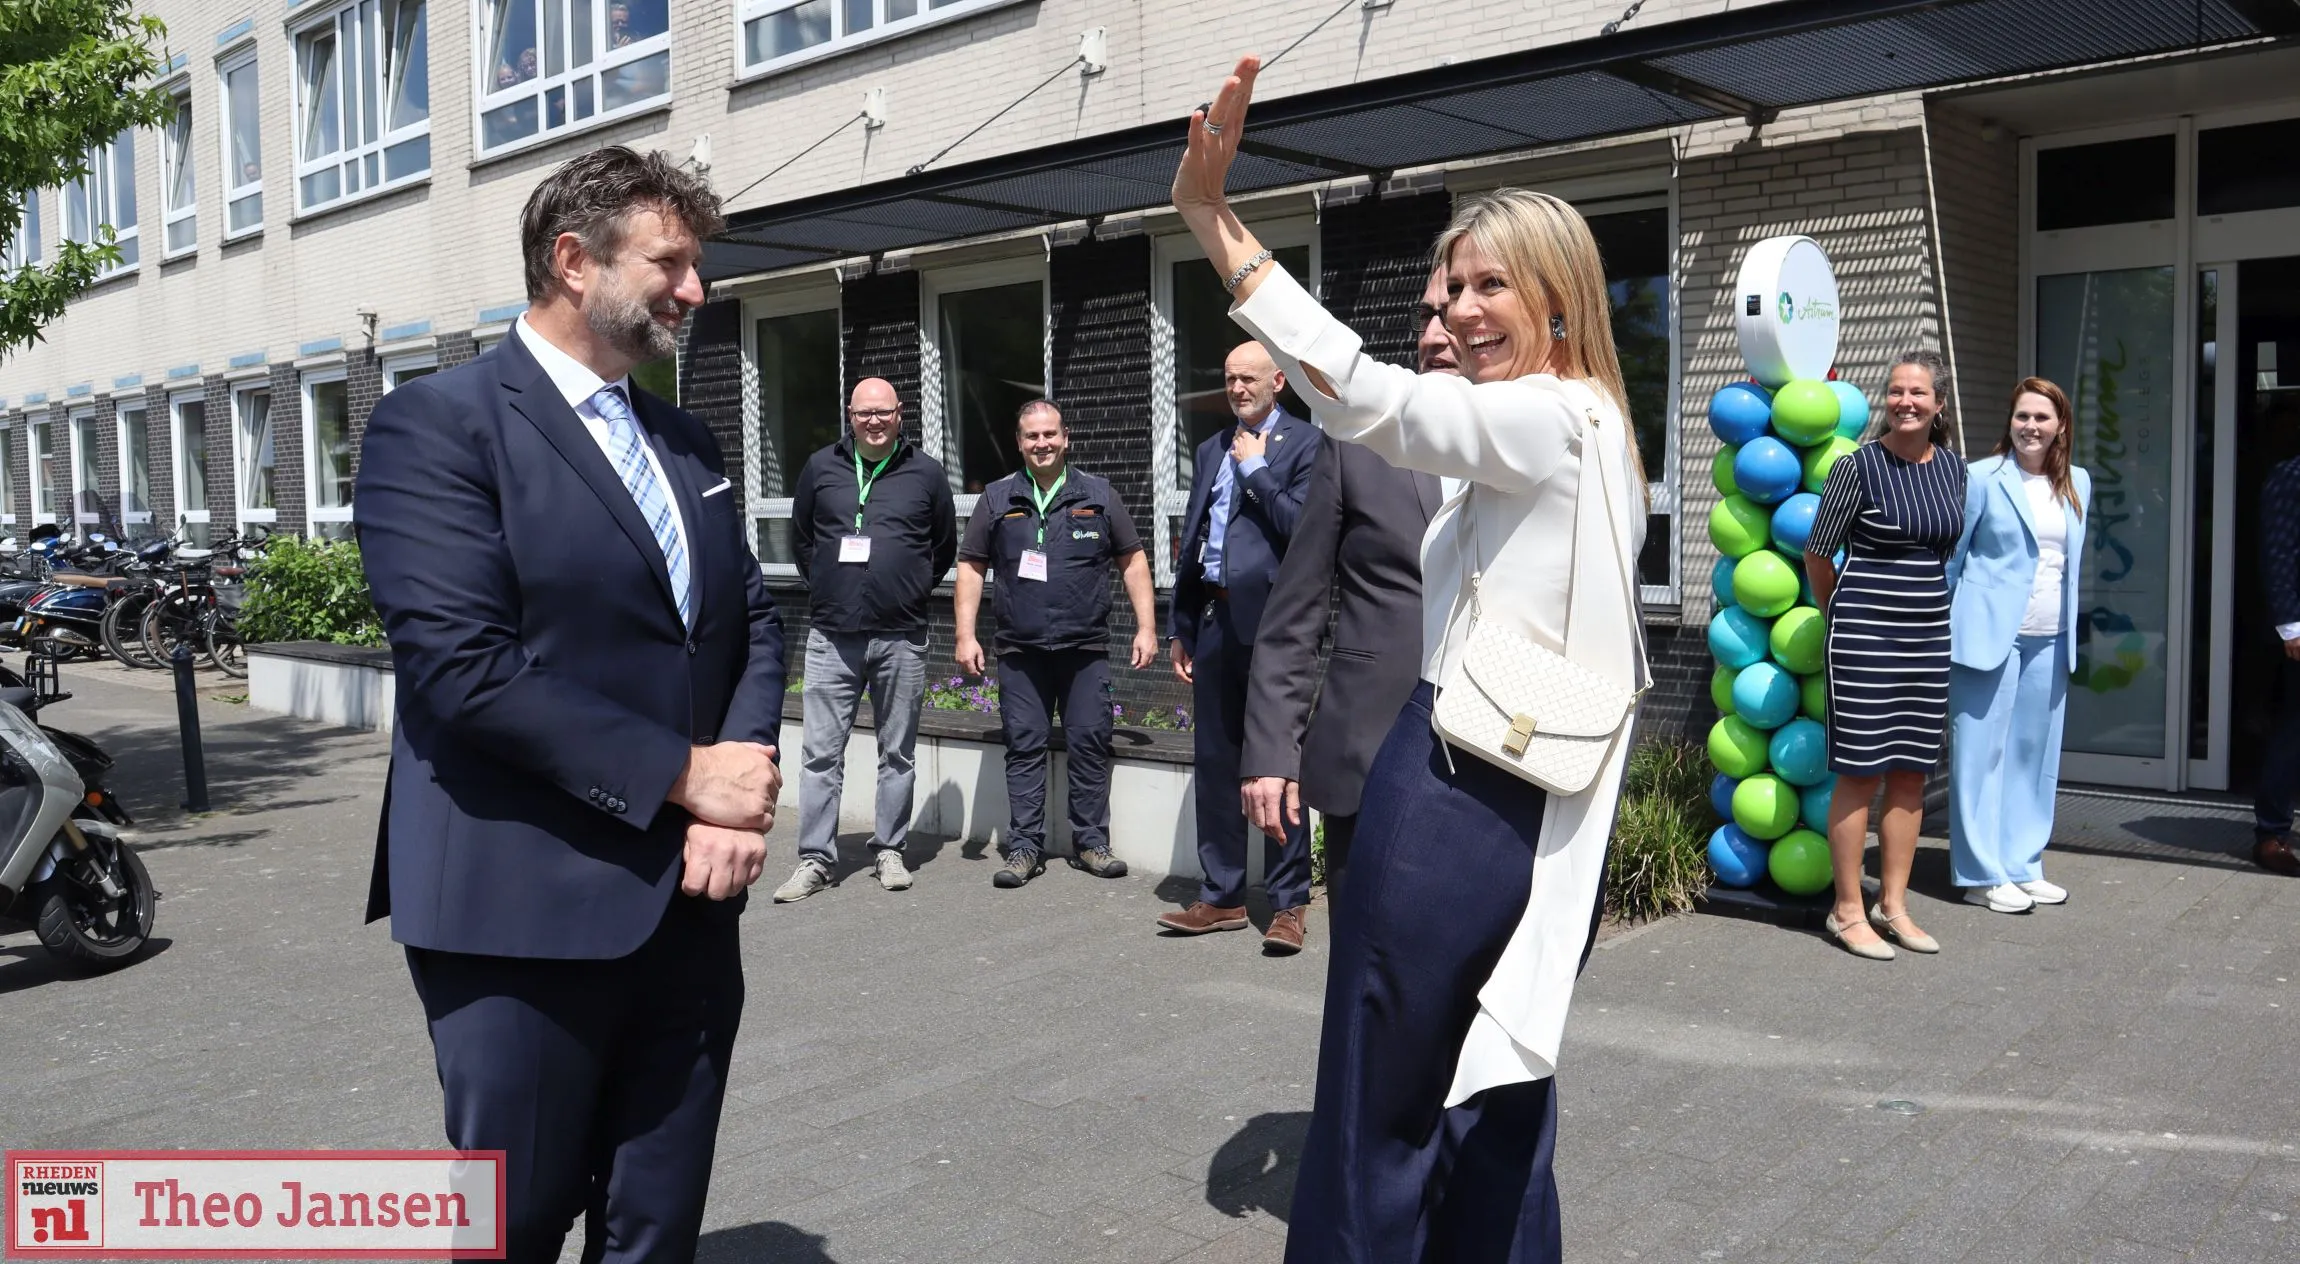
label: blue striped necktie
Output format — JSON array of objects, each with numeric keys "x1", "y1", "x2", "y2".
[{"x1": 590, "y1": 385, "x2": 692, "y2": 627}]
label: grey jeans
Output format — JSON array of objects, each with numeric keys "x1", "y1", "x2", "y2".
[{"x1": 798, "y1": 628, "x2": 927, "y2": 865}]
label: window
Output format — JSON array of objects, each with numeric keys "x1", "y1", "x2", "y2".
[
  {"x1": 161, "y1": 85, "x2": 196, "y2": 255},
  {"x1": 922, "y1": 260, "x2": 1046, "y2": 495},
  {"x1": 293, "y1": 0, "x2": 431, "y2": 212},
  {"x1": 65, "y1": 130, "x2": 138, "y2": 273},
  {"x1": 1585, "y1": 201, "x2": 1676, "y2": 598},
  {"x1": 3, "y1": 191, "x2": 38, "y2": 271},
  {"x1": 383, "y1": 355, "x2": 437, "y2": 389},
  {"x1": 2037, "y1": 135, "x2": 2174, "y2": 231},
  {"x1": 304, "y1": 373, "x2": 354, "y2": 538},
  {"x1": 740, "y1": 0, "x2": 1013, "y2": 75},
  {"x1": 747, "y1": 304, "x2": 841, "y2": 568},
  {"x1": 478, "y1": 0, "x2": 668, "y2": 155},
  {"x1": 118, "y1": 406, "x2": 152, "y2": 526},
  {"x1": 173, "y1": 395, "x2": 211, "y2": 545},
  {"x1": 70, "y1": 410, "x2": 103, "y2": 530},
  {"x1": 220, "y1": 50, "x2": 264, "y2": 235},
  {"x1": 28, "y1": 420, "x2": 61, "y2": 525},
  {"x1": 234, "y1": 386, "x2": 277, "y2": 522},
  {"x1": 0, "y1": 431, "x2": 16, "y2": 525}
]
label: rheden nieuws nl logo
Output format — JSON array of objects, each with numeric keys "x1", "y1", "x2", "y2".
[{"x1": 7, "y1": 1151, "x2": 505, "y2": 1259}]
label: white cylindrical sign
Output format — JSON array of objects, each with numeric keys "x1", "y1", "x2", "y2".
[{"x1": 1734, "y1": 236, "x2": 1840, "y2": 386}]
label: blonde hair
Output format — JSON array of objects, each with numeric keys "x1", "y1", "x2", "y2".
[{"x1": 1433, "y1": 188, "x2": 1647, "y2": 492}]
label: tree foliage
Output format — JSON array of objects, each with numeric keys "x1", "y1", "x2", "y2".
[{"x1": 0, "y1": 0, "x2": 174, "y2": 360}]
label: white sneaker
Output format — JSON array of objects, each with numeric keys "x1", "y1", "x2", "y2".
[
  {"x1": 873, "y1": 850, "x2": 913, "y2": 891},
  {"x1": 773, "y1": 859, "x2": 832, "y2": 903},
  {"x1": 2015, "y1": 879, "x2": 2068, "y2": 905},
  {"x1": 1963, "y1": 883, "x2": 2034, "y2": 914}
]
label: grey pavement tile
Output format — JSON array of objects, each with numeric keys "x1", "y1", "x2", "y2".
[{"x1": 1160, "y1": 1224, "x2": 1286, "y2": 1264}]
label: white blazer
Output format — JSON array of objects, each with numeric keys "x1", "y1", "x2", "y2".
[{"x1": 1232, "y1": 266, "x2": 1648, "y2": 1105}]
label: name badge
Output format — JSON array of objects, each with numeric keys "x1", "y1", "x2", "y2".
[
  {"x1": 1018, "y1": 549, "x2": 1049, "y2": 582},
  {"x1": 839, "y1": 535, "x2": 872, "y2": 563}
]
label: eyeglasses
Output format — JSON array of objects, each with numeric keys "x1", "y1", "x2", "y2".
[{"x1": 849, "y1": 408, "x2": 900, "y2": 421}]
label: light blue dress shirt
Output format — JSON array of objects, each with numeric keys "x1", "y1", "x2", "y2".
[{"x1": 1200, "y1": 411, "x2": 1278, "y2": 585}]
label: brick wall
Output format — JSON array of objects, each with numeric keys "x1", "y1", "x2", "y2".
[
  {"x1": 1925, "y1": 100, "x2": 2020, "y2": 443},
  {"x1": 269, "y1": 364, "x2": 305, "y2": 535},
  {"x1": 679, "y1": 298, "x2": 747, "y2": 507},
  {"x1": 83, "y1": 396, "x2": 119, "y2": 536},
  {"x1": 1319, "y1": 189, "x2": 1455, "y2": 366},
  {"x1": 347, "y1": 350, "x2": 383, "y2": 481},
  {"x1": 202, "y1": 376, "x2": 236, "y2": 531},
  {"x1": 143, "y1": 383, "x2": 175, "y2": 530},
  {"x1": 439, "y1": 332, "x2": 481, "y2": 371},
  {"x1": 841, "y1": 270, "x2": 923, "y2": 446}
]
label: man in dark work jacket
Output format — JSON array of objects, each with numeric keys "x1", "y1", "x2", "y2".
[{"x1": 1240, "y1": 266, "x2": 1458, "y2": 900}]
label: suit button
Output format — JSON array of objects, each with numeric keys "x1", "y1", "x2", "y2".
[{"x1": 686, "y1": 640, "x2": 697, "y2": 656}]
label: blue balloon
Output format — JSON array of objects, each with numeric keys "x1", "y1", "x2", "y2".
[
  {"x1": 1770, "y1": 492, "x2": 1821, "y2": 554},
  {"x1": 1707, "y1": 823, "x2": 1768, "y2": 888},
  {"x1": 1709, "y1": 773, "x2": 1739, "y2": 822},
  {"x1": 1733, "y1": 437, "x2": 1802, "y2": 506},
  {"x1": 1707, "y1": 606, "x2": 1771, "y2": 670},
  {"x1": 1799, "y1": 776, "x2": 1837, "y2": 833},
  {"x1": 1711, "y1": 555, "x2": 1739, "y2": 609},
  {"x1": 1828, "y1": 380, "x2": 1871, "y2": 440},
  {"x1": 1709, "y1": 382, "x2": 1773, "y2": 446},
  {"x1": 1769, "y1": 718, "x2": 1831, "y2": 785},
  {"x1": 1731, "y1": 660, "x2": 1799, "y2": 729}
]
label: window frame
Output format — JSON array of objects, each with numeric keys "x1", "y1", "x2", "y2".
[
  {"x1": 3, "y1": 190, "x2": 39, "y2": 272},
  {"x1": 28, "y1": 417, "x2": 61, "y2": 528},
  {"x1": 231, "y1": 383, "x2": 280, "y2": 525},
  {"x1": 382, "y1": 351, "x2": 438, "y2": 389},
  {"x1": 218, "y1": 45, "x2": 265, "y2": 239},
  {"x1": 739, "y1": 282, "x2": 842, "y2": 578},
  {"x1": 67, "y1": 131, "x2": 139, "y2": 278},
  {"x1": 735, "y1": 0, "x2": 1025, "y2": 81},
  {"x1": 171, "y1": 391, "x2": 212, "y2": 538},
  {"x1": 301, "y1": 367, "x2": 355, "y2": 537},
  {"x1": 1148, "y1": 214, "x2": 1318, "y2": 588},
  {"x1": 67, "y1": 406, "x2": 102, "y2": 532},
  {"x1": 0, "y1": 428, "x2": 17, "y2": 527},
  {"x1": 472, "y1": 0, "x2": 672, "y2": 161},
  {"x1": 1574, "y1": 188, "x2": 1680, "y2": 608},
  {"x1": 289, "y1": 0, "x2": 433, "y2": 216},
  {"x1": 918, "y1": 252, "x2": 1049, "y2": 526},
  {"x1": 160, "y1": 79, "x2": 197, "y2": 258},
  {"x1": 117, "y1": 403, "x2": 154, "y2": 527}
]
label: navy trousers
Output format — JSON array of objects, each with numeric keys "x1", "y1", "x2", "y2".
[
  {"x1": 406, "y1": 897, "x2": 744, "y2": 1264},
  {"x1": 1192, "y1": 599, "x2": 1313, "y2": 910},
  {"x1": 1286, "y1": 684, "x2": 1563, "y2": 1264},
  {"x1": 2256, "y1": 657, "x2": 2300, "y2": 839},
  {"x1": 998, "y1": 648, "x2": 1113, "y2": 856}
]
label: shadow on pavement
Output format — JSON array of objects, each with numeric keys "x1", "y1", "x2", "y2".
[
  {"x1": 696, "y1": 1219, "x2": 837, "y2": 1262},
  {"x1": 1205, "y1": 1110, "x2": 1308, "y2": 1225},
  {"x1": 0, "y1": 936, "x2": 174, "y2": 996},
  {"x1": 65, "y1": 706, "x2": 376, "y2": 834}
]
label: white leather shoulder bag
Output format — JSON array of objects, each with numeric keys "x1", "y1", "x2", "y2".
[{"x1": 1430, "y1": 407, "x2": 1651, "y2": 795}]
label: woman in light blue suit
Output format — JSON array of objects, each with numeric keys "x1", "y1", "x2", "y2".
[{"x1": 1947, "y1": 377, "x2": 2090, "y2": 913}]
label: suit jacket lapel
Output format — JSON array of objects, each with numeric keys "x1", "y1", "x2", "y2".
[
  {"x1": 1997, "y1": 456, "x2": 2039, "y2": 545},
  {"x1": 1413, "y1": 470, "x2": 1442, "y2": 522},
  {"x1": 495, "y1": 338, "x2": 682, "y2": 619}
]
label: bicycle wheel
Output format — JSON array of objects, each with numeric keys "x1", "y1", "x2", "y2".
[
  {"x1": 103, "y1": 590, "x2": 158, "y2": 668},
  {"x1": 139, "y1": 596, "x2": 199, "y2": 665},
  {"x1": 204, "y1": 610, "x2": 245, "y2": 679}
]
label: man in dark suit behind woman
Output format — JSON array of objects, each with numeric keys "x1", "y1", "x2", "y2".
[
  {"x1": 357, "y1": 147, "x2": 788, "y2": 1262},
  {"x1": 2253, "y1": 453, "x2": 2300, "y2": 876},
  {"x1": 1160, "y1": 341, "x2": 1322, "y2": 950},
  {"x1": 1239, "y1": 266, "x2": 1454, "y2": 899}
]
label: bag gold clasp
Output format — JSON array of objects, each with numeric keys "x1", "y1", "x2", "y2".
[{"x1": 1503, "y1": 712, "x2": 1538, "y2": 758}]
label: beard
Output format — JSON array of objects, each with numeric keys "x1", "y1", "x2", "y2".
[{"x1": 586, "y1": 269, "x2": 683, "y2": 363}]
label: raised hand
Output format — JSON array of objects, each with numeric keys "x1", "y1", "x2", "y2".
[{"x1": 1171, "y1": 56, "x2": 1262, "y2": 224}]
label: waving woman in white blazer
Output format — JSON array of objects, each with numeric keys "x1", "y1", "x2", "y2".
[
  {"x1": 1946, "y1": 377, "x2": 2090, "y2": 913},
  {"x1": 1173, "y1": 57, "x2": 1649, "y2": 1263}
]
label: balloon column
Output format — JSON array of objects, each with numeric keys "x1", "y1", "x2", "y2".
[{"x1": 1703, "y1": 236, "x2": 1858, "y2": 899}]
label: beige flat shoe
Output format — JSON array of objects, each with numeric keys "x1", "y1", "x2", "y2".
[
  {"x1": 1824, "y1": 911, "x2": 1894, "y2": 960},
  {"x1": 1869, "y1": 904, "x2": 1940, "y2": 953}
]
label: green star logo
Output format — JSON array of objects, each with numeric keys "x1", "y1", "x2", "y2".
[{"x1": 1778, "y1": 292, "x2": 1795, "y2": 323}]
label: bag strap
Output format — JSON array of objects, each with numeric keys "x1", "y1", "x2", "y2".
[{"x1": 1457, "y1": 399, "x2": 1651, "y2": 695}]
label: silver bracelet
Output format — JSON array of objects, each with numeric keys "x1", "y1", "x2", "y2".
[{"x1": 1224, "y1": 249, "x2": 1274, "y2": 294}]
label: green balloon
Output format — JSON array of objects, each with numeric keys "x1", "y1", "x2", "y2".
[
  {"x1": 1711, "y1": 665, "x2": 1739, "y2": 716},
  {"x1": 1770, "y1": 606, "x2": 1827, "y2": 674},
  {"x1": 1707, "y1": 715, "x2": 1769, "y2": 779},
  {"x1": 1768, "y1": 828, "x2": 1834, "y2": 895},
  {"x1": 1802, "y1": 437, "x2": 1859, "y2": 494},
  {"x1": 1770, "y1": 379, "x2": 1840, "y2": 446},
  {"x1": 1708, "y1": 495, "x2": 1771, "y2": 560},
  {"x1": 1732, "y1": 773, "x2": 1800, "y2": 841},
  {"x1": 1732, "y1": 551, "x2": 1799, "y2": 618},
  {"x1": 1800, "y1": 672, "x2": 1828, "y2": 722},
  {"x1": 1712, "y1": 444, "x2": 1741, "y2": 497}
]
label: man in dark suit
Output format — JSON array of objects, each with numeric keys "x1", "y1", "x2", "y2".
[
  {"x1": 1240, "y1": 267, "x2": 1458, "y2": 902},
  {"x1": 1158, "y1": 341, "x2": 1321, "y2": 951},
  {"x1": 2254, "y1": 453, "x2": 2300, "y2": 876},
  {"x1": 357, "y1": 147, "x2": 787, "y2": 1263}
]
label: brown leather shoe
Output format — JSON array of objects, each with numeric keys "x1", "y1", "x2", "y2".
[
  {"x1": 1262, "y1": 906, "x2": 1308, "y2": 955},
  {"x1": 1157, "y1": 902, "x2": 1249, "y2": 934},
  {"x1": 2255, "y1": 834, "x2": 2300, "y2": 877}
]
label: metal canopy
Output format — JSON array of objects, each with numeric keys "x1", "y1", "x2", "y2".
[{"x1": 706, "y1": 0, "x2": 2297, "y2": 282}]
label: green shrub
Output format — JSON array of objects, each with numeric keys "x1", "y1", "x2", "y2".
[
  {"x1": 1606, "y1": 739, "x2": 1715, "y2": 924},
  {"x1": 237, "y1": 536, "x2": 385, "y2": 647}
]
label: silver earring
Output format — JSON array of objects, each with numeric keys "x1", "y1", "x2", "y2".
[{"x1": 1550, "y1": 314, "x2": 1567, "y2": 341}]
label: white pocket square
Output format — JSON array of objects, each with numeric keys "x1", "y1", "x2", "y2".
[{"x1": 701, "y1": 478, "x2": 732, "y2": 498}]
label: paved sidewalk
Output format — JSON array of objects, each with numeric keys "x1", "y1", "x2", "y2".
[{"x1": 1, "y1": 671, "x2": 2294, "y2": 1262}]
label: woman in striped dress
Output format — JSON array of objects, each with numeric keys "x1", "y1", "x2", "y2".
[{"x1": 1802, "y1": 350, "x2": 1967, "y2": 961}]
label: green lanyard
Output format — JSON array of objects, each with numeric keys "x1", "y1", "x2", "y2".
[
  {"x1": 1026, "y1": 469, "x2": 1068, "y2": 546},
  {"x1": 851, "y1": 447, "x2": 894, "y2": 532}
]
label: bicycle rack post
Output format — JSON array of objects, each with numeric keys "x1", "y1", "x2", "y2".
[{"x1": 173, "y1": 640, "x2": 210, "y2": 812}]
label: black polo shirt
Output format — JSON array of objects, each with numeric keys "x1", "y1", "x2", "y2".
[{"x1": 958, "y1": 467, "x2": 1143, "y2": 653}]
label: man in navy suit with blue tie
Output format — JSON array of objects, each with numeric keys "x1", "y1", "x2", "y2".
[
  {"x1": 357, "y1": 147, "x2": 787, "y2": 1263},
  {"x1": 1158, "y1": 341, "x2": 1322, "y2": 952}
]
